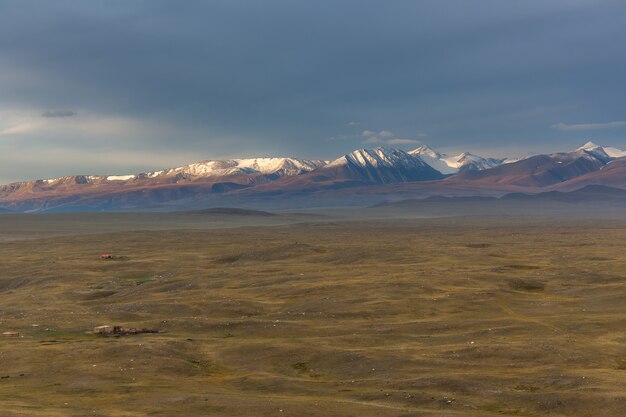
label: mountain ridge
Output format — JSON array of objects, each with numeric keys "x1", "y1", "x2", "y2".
[
  {"x1": 1, "y1": 142, "x2": 625, "y2": 212},
  {"x1": 408, "y1": 145, "x2": 506, "y2": 173}
]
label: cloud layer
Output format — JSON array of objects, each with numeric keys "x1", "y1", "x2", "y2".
[
  {"x1": 1, "y1": 0, "x2": 625, "y2": 183},
  {"x1": 552, "y1": 121, "x2": 626, "y2": 131},
  {"x1": 41, "y1": 110, "x2": 77, "y2": 118},
  {"x1": 361, "y1": 130, "x2": 422, "y2": 147}
]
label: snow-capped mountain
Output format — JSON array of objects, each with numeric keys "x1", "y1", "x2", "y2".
[
  {"x1": 409, "y1": 145, "x2": 505, "y2": 174},
  {"x1": 161, "y1": 157, "x2": 328, "y2": 178},
  {"x1": 2, "y1": 142, "x2": 626, "y2": 212},
  {"x1": 406, "y1": 145, "x2": 455, "y2": 174},
  {"x1": 576, "y1": 141, "x2": 626, "y2": 159},
  {"x1": 447, "y1": 141, "x2": 626, "y2": 188},
  {"x1": 323, "y1": 147, "x2": 443, "y2": 183},
  {"x1": 451, "y1": 152, "x2": 504, "y2": 171},
  {"x1": 29, "y1": 157, "x2": 328, "y2": 187},
  {"x1": 329, "y1": 147, "x2": 428, "y2": 170}
]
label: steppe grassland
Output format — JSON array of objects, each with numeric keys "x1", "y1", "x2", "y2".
[{"x1": 0, "y1": 215, "x2": 625, "y2": 416}]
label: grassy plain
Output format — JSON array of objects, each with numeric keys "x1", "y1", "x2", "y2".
[{"x1": 0, "y1": 212, "x2": 625, "y2": 416}]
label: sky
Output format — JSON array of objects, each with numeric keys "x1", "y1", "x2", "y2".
[{"x1": 1, "y1": 0, "x2": 626, "y2": 183}]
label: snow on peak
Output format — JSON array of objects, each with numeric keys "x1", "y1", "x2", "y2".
[
  {"x1": 329, "y1": 147, "x2": 428, "y2": 169},
  {"x1": 409, "y1": 144, "x2": 444, "y2": 159},
  {"x1": 39, "y1": 175, "x2": 102, "y2": 185},
  {"x1": 603, "y1": 147, "x2": 626, "y2": 158},
  {"x1": 410, "y1": 144, "x2": 504, "y2": 173},
  {"x1": 577, "y1": 141, "x2": 602, "y2": 151},
  {"x1": 575, "y1": 141, "x2": 626, "y2": 159},
  {"x1": 573, "y1": 141, "x2": 612, "y2": 162},
  {"x1": 107, "y1": 175, "x2": 136, "y2": 181},
  {"x1": 163, "y1": 157, "x2": 327, "y2": 178},
  {"x1": 409, "y1": 145, "x2": 456, "y2": 174},
  {"x1": 21, "y1": 157, "x2": 328, "y2": 188},
  {"x1": 235, "y1": 157, "x2": 327, "y2": 175},
  {"x1": 449, "y1": 152, "x2": 502, "y2": 169}
]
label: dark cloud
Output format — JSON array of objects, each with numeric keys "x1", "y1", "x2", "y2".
[
  {"x1": 41, "y1": 110, "x2": 77, "y2": 118},
  {"x1": 0, "y1": 0, "x2": 625, "y2": 183}
]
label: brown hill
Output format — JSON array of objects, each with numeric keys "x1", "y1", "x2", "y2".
[
  {"x1": 446, "y1": 151, "x2": 608, "y2": 188},
  {"x1": 551, "y1": 157, "x2": 626, "y2": 191}
]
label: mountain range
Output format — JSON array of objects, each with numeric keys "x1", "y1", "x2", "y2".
[
  {"x1": 408, "y1": 144, "x2": 510, "y2": 174},
  {"x1": 1, "y1": 141, "x2": 626, "y2": 212}
]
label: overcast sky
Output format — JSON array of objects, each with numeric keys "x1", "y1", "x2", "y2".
[{"x1": 1, "y1": 0, "x2": 626, "y2": 183}]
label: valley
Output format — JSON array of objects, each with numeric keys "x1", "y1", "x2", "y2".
[{"x1": 0, "y1": 210, "x2": 625, "y2": 416}]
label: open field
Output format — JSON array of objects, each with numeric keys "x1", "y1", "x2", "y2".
[{"x1": 1, "y1": 213, "x2": 625, "y2": 416}]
